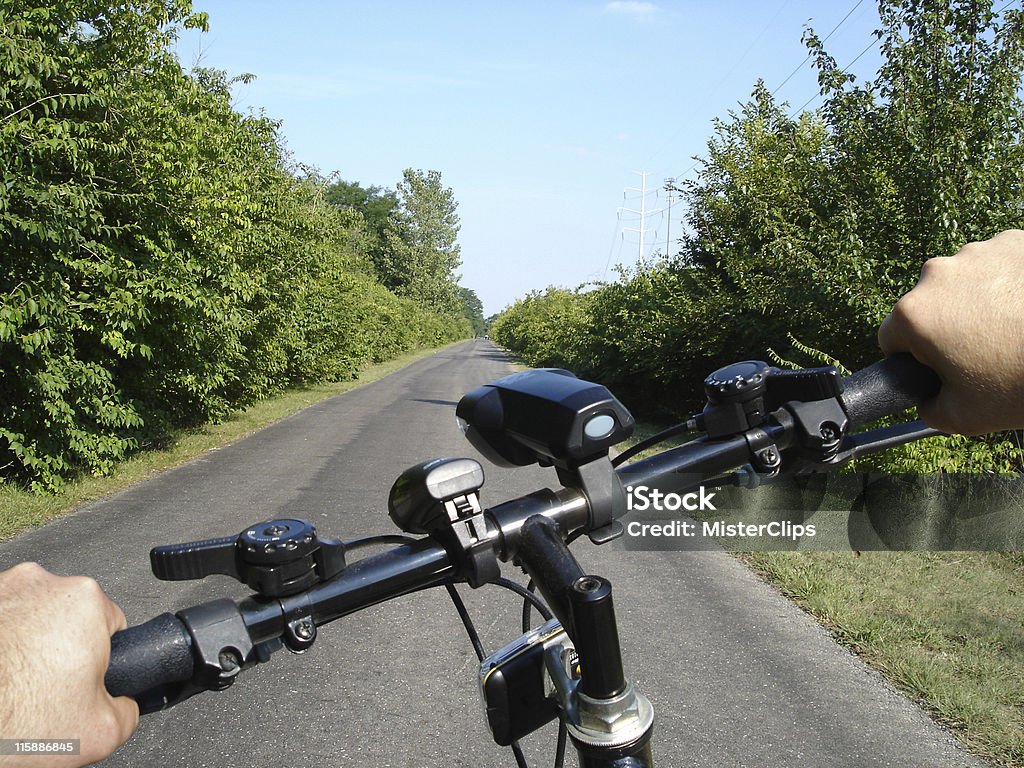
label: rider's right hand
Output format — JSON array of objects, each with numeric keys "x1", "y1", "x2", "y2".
[
  {"x1": 0, "y1": 562, "x2": 139, "y2": 767},
  {"x1": 878, "y1": 229, "x2": 1024, "y2": 436}
]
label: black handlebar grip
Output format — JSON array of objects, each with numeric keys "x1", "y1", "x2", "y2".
[
  {"x1": 841, "y1": 353, "x2": 942, "y2": 428},
  {"x1": 106, "y1": 613, "x2": 194, "y2": 699}
]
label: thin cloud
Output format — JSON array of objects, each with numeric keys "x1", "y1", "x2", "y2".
[{"x1": 604, "y1": 1, "x2": 660, "y2": 16}]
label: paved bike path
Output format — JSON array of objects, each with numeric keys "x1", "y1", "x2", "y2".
[{"x1": 0, "y1": 340, "x2": 986, "y2": 767}]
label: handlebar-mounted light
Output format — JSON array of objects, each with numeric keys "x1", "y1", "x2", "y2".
[
  {"x1": 388, "y1": 457, "x2": 498, "y2": 588},
  {"x1": 457, "y1": 369, "x2": 635, "y2": 545},
  {"x1": 456, "y1": 369, "x2": 635, "y2": 470}
]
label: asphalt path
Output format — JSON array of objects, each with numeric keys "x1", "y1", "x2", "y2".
[{"x1": 0, "y1": 339, "x2": 988, "y2": 767}]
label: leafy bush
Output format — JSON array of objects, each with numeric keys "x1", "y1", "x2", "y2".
[
  {"x1": 0, "y1": 1, "x2": 468, "y2": 491},
  {"x1": 493, "y1": 0, "x2": 1024, "y2": 472}
]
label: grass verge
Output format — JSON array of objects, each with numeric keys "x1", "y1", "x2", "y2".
[
  {"x1": 742, "y1": 551, "x2": 1023, "y2": 768},
  {"x1": 0, "y1": 344, "x2": 456, "y2": 540}
]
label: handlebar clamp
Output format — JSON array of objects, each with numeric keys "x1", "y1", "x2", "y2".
[
  {"x1": 783, "y1": 398, "x2": 849, "y2": 462},
  {"x1": 449, "y1": 496, "x2": 500, "y2": 588},
  {"x1": 176, "y1": 599, "x2": 254, "y2": 690}
]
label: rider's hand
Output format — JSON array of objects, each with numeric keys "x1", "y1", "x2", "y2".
[
  {"x1": 878, "y1": 229, "x2": 1024, "y2": 435},
  {"x1": 0, "y1": 563, "x2": 139, "y2": 767}
]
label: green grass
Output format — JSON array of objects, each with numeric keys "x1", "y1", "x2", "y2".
[
  {"x1": 0, "y1": 344, "x2": 454, "y2": 540},
  {"x1": 743, "y1": 551, "x2": 1024, "y2": 768}
]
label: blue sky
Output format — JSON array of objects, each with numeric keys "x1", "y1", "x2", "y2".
[{"x1": 177, "y1": 1, "x2": 884, "y2": 315}]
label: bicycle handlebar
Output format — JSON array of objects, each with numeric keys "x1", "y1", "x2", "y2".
[
  {"x1": 105, "y1": 354, "x2": 943, "y2": 709},
  {"x1": 105, "y1": 495, "x2": 571, "y2": 702},
  {"x1": 840, "y1": 353, "x2": 941, "y2": 427},
  {"x1": 106, "y1": 613, "x2": 194, "y2": 699}
]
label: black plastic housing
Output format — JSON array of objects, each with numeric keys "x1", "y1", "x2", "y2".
[
  {"x1": 388, "y1": 457, "x2": 485, "y2": 534},
  {"x1": 456, "y1": 369, "x2": 635, "y2": 469},
  {"x1": 480, "y1": 619, "x2": 566, "y2": 746}
]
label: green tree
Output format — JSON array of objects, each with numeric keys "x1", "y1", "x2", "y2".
[
  {"x1": 677, "y1": 0, "x2": 1024, "y2": 371},
  {"x1": 492, "y1": 0, "x2": 1024, "y2": 472},
  {"x1": 458, "y1": 287, "x2": 485, "y2": 336},
  {"x1": 0, "y1": 1, "x2": 470, "y2": 491},
  {"x1": 325, "y1": 179, "x2": 398, "y2": 281},
  {"x1": 804, "y1": 0, "x2": 1024, "y2": 322},
  {"x1": 380, "y1": 169, "x2": 463, "y2": 316},
  {"x1": 678, "y1": 82, "x2": 846, "y2": 364},
  {"x1": 0, "y1": 0, "x2": 220, "y2": 487}
]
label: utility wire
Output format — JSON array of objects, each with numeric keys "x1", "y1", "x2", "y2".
[
  {"x1": 622, "y1": 1, "x2": 882, "y2": 273},
  {"x1": 772, "y1": 0, "x2": 866, "y2": 96},
  {"x1": 666, "y1": 0, "x2": 1017, "y2": 217},
  {"x1": 670, "y1": 0, "x2": 871, "y2": 184},
  {"x1": 788, "y1": 34, "x2": 880, "y2": 117},
  {"x1": 602, "y1": 210, "x2": 624, "y2": 281},
  {"x1": 640, "y1": 0, "x2": 792, "y2": 170},
  {"x1": 783, "y1": 0, "x2": 1019, "y2": 118}
]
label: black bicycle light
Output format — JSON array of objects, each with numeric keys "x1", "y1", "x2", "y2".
[{"x1": 456, "y1": 369, "x2": 635, "y2": 469}]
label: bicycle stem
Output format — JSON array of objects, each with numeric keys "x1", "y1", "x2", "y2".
[{"x1": 516, "y1": 514, "x2": 654, "y2": 765}]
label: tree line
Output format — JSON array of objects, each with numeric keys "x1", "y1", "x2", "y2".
[
  {"x1": 492, "y1": 0, "x2": 1024, "y2": 472},
  {"x1": 0, "y1": 1, "x2": 479, "y2": 491}
]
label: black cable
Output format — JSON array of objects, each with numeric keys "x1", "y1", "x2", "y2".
[
  {"x1": 445, "y1": 546, "x2": 581, "y2": 768},
  {"x1": 522, "y1": 577, "x2": 542, "y2": 632},
  {"x1": 492, "y1": 577, "x2": 553, "y2": 623},
  {"x1": 521, "y1": 582, "x2": 534, "y2": 633},
  {"x1": 444, "y1": 581, "x2": 533, "y2": 767},
  {"x1": 611, "y1": 421, "x2": 695, "y2": 467},
  {"x1": 554, "y1": 719, "x2": 567, "y2": 768},
  {"x1": 444, "y1": 582, "x2": 486, "y2": 661},
  {"x1": 511, "y1": 740, "x2": 530, "y2": 768}
]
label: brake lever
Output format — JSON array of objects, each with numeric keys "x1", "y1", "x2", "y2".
[
  {"x1": 701, "y1": 421, "x2": 943, "y2": 491},
  {"x1": 783, "y1": 420, "x2": 943, "y2": 472}
]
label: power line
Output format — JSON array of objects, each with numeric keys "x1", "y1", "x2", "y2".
[
  {"x1": 788, "y1": 0, "x2": 1019, "y2": 117},
  {"x1": 772, "y1": 0, "x2": 866, "y2": 96},
  {"x1": 631, "y1": 1, "x2": 882, "y2": 271},
  {"x1": 787, "y1": 34, "x2": 880, "y2": 117},
  {"x1": 668, "y1": 0, "x2": 872, "y2": 184},
  {"x1": 660, "y1": 0, "x2": 1019, "y2": 236},
  {"x1": 783, "y1": 0, "x2": 1023, "y2": 118},
  {"x1": 602, "y1": 210, "x2": 624, "y2": 282},
  {"x1": 640, "y1": 0, "x2": 791, "y2": 170}
]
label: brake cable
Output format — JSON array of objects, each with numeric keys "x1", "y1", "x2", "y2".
[{"x1": 444, "y1": 579, "x2": 566, "y2": 768}]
